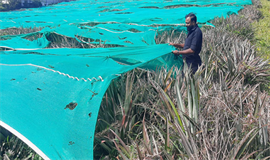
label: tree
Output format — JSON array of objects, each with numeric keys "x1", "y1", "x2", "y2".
[{"x1": 7, "y1": 0, "x2": 21, "y2": 10}]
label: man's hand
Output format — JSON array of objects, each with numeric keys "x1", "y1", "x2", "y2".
[
  {"x1": 173, "y1": 48, "x2": 195, "y2": 55},
  {"x1": 172, "y1": 50, "x2": 179, "y2": 55},
  {"x1": 169, "y1": 42, "x2": 184, "y2": 48}
]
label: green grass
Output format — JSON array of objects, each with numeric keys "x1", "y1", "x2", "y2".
[
  {"x1": 252, "y1": 0, "x2": 270, "y2": 93},
  {"x1": 252, "y1": 0, "x2": 270, "y2": 59}
]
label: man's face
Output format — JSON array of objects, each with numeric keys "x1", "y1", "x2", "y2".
[{"x1": 185, "y1": 17, "x2": 196, "y2": 31}]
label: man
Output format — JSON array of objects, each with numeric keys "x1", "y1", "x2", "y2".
[{"x1": 169, "y1": 13, "x2": 202, "y2": 73}]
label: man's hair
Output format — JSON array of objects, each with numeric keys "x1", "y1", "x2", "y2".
[{"x1": 185, "y1": 13, "x2": 197, "y2": 23}]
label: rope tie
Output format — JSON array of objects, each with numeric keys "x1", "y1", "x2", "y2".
[{"x1": 0, "y1": 63, "x2": 104, "y2": 82}]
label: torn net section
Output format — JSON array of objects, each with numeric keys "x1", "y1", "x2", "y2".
[{"x1": 0, "y1": 0, "x2": 252, "y2": 159}]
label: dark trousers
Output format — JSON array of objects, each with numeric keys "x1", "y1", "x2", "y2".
[{"x1": 187, "y1": 62, "x2": 201, "y2": 74}]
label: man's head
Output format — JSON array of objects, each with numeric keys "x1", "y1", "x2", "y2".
[{"x1": 185, "y1": 13, "x2": 197, "y2": 31}]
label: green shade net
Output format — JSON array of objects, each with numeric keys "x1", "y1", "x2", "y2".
[{"x1": 0, "y1": 0, "x2": 251, "y2": 159}]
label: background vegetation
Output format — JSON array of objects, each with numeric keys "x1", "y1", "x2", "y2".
[
  {"x1": 252, "y1": 0, "x2": 270, "y2": 59},
  {"x1": 0, "y1": 0, "x2": 269, "y2": 159},
  {"x1": 0, "y1": 0, "x2": 42, "y2": 11}
]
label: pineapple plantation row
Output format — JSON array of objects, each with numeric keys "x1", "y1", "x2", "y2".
[{"x1": 94, "y1": 0, "x2": 270, "y2": 159}]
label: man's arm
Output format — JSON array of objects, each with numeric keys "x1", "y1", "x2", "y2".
[
  {"x1": 169, "y1": 42, "x2": 184, "y2": 48},
  {"x1": 172, "y1": 28, "x2": 202, "y2": 56},
  {"x1": 172, "y1": 48, "x2": 194, "y2": 55}
]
